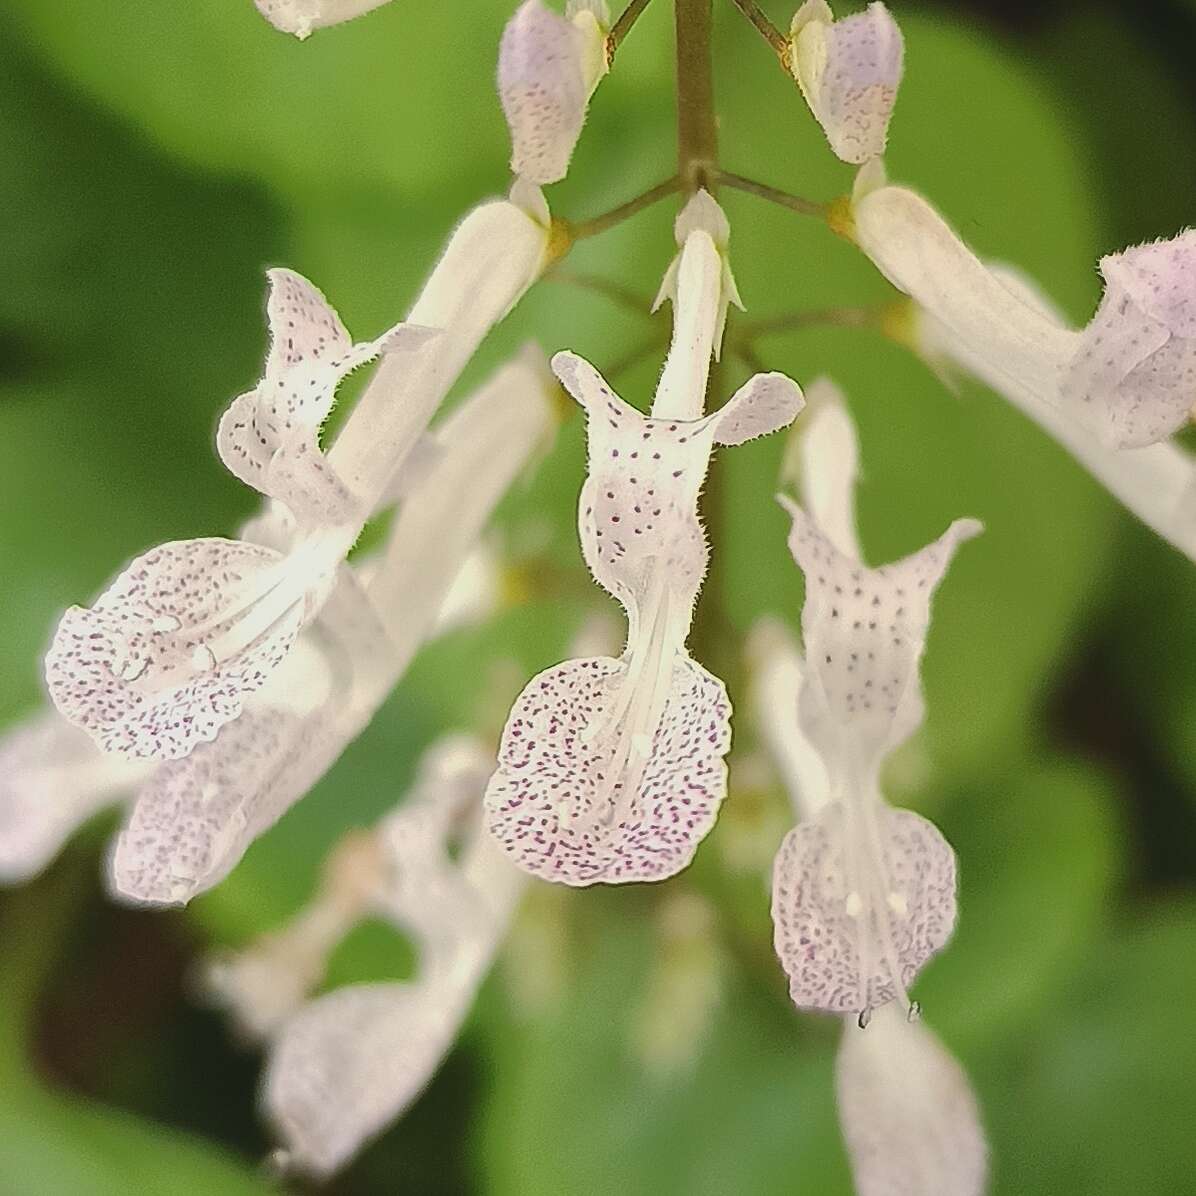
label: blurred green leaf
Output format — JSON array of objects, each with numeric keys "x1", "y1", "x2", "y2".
[
  {"x1": 985, "y1": 901, "x2": 1196, "y2": 1195},
  {"x1": 0, "y1": 868, "x2": 270, "y2": 1195}
]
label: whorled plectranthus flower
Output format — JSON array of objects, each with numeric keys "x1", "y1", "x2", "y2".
[
  {"x1": 767, "y1": 378, "x2": 980, "y2": 1022},
  {"x1": 0, "y1": 711, "x2": 153, "y2": 885},
  {"x1": 107, "y1": 347, "x2": 557, "y2": 907},
  {"x1": 202, "y1": 734, "x2": 526, "y2": 1178},
  {"x1": 253, "y1": 0, "x2": 394, "y2": 39},
  {"x1": 788, "y1": 0, "x2": 904, "y2": 165},
  {"x1": 848, "y1": 164, "x2": 1196, "y2": 562},
  {"x1": 45, "y1": 185, "x2": 552, "y2": 764},
  {"x1": 749, "y1": 597, "x2": 987, "y2": 1196},
  {"x1": 498, "y1": 0, "x2": 610, "y2": 185},
  {"x1": 484, "y1": 192, "x2": 804, "y2": 886}
]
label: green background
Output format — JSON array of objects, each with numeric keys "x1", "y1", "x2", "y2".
[{"x1": 1, "y1": 0, "x2": 1194, "y2": 1192}]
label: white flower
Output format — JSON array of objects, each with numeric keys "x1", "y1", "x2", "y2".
[
  {"x1": 108, "y1": 348, "x2": 558, "y2": 906},
  {"x1": 484, "y1": 193, "x2": 804, "y2": 886},
  {"x1": 253, "y1": 0, "x2": 394, "y2": 39},
  {"x1": 836, "y1": 1003, "x2": 988, "y2": 1196},
  {"x1": 204, "y1": 733, "x2": 524, "y2": 1178},
  {"x1": 766, "y1": 379, "x2": 980, "y2": 1020},
  {"x1": 789, "y1": 1, "x2": 904, "y2": 165},
  {"x1": 46, "y1": 193, "x2": 551, "y2": 763},
  {"x1": 499, "y1": 0, "x2": 610, "y2": 185},
  {"x1": 851, "y1": 176, "x2": 1196, "y2": 563}
]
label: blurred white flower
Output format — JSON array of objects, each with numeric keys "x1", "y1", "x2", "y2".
[{"x1": 765, "y1": 380, "x2": 979, "y2": 1022}]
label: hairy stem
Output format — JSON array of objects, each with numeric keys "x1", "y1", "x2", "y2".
[{"x1": 675, "y1": 0, "x2": 719, "y2": 192}]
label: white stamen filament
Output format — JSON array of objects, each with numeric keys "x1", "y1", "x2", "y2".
[
  {"x1": 127, "y1": 531, "x2": 352, "y2": 691},
  {"x1": 846, "y1": 777, "x2": 917, "y2": 1020},
  {"x1": 573, "y1": 578, "x2": 679, "y2": 833}
]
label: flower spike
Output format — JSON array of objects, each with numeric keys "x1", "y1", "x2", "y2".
[
  {"x1": 789, "y1": 1, "x2": 904, "y2": 165},
  {"x1": 485, "y1": 208, "x2": 803, "y2": 886},
  {"x1": 499, "y1": 0, "x2": 610, "y2": 186}
]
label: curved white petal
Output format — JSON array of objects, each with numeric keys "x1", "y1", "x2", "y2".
[
  {"x1": 499, "y1": 0, "x2": 596, "y2": 185},
  {"x1": 712, "y1": 371, "x2": 805, "y2": 447},
  {"x1": 746, "y1": 618, "x2": 830, "y2": 821},
  {"x1": 916, "y1": 250, "x2": 1196, "y2": 562},
  {"x1": 836, "y1": 1004, "x2": 988, "y2": 1196},
  {"x1": 325, "y1": 198, "x2": 549, "y2": 508},
  {"x1": 790, "y1": 1, "x2": 904, "y2": 165},
  {"x1": 772, "y1": 802, "x2": 956, "y2": 1015},
  {"x1": 793, "y1": 377, "x2": 863, "y2": 561},
  {"x1": 254, "y1": 0, "x2": 394, "y2": 38},
  {"x1": 853, "y1": 185, "x2": 1079, "y2": 404},
  {"x1": 1061, "y1": 234, "x2": 1196, "y2": 448},
  {"x1": 780, "y1": 499, "x2": 981, "y2": 764},
  {"x1": 0, "y1": 711, "x2": 150, "y2": 884}
]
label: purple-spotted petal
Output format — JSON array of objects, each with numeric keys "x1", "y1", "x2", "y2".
[
  {"x1": 781, "y1": 500, "x2": 980, "y2": 761},
  {"x1": 711, "y1": 372, "x2": 805, "y2": 446},
  {"x1": 46, "y1": 538, "x2": 305, "y2": 761},
  {"x1": 484, "y1": 653, "x2": 731, "y2": 886},
  {"x1": 836, "y1": 1004, "x2": 988, "y2": 1196},
  {"x1": 791, "y1": 1, "x2": 904, "y2": 165},
  {"x1": 553, "y1": 350, "x2": 718, "y2": 611},
  {"x1": 771, "y1": 802, "x2": 956, "y2": 1014},
  {"x1": 499, "y1": 0, "x2": 591, "y2": 185},
  {"x1": 1063, "y1": 234, "x2": 1196, "y2": 448},
  {"x1": 264, "y1": 982, "x2": 469, "y2": 1177},
  {"x1": 109, "y1": 701, "x2": 346, "y2": 905},
  {"x1": 219, "y1": 269, "x2": 434, "y2": 523}
]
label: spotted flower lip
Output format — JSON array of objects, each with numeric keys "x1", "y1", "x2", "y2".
[
  {"x1": 789, "y1": 0, "x2": 904, "y2": 165},
  {"x1": 498, "y1": 0, "x2": 609, "y2": 186},
  {"x1": 852, "y1": 177, "x2": 1196, "y2": 563},
  {"x1": 253, "y1": 0, "x2": 394, "y2": 39},
  {"x1": 762, "y1": 379, "x2": 978, "y2": 1022},
  {"x1": 45, "y1": 190, "x2": 551, "y2": 764},
  {"x1": 485, "y1": 194, "x2": 804, "y2": 887},
  {"x1": 105, "y1": 347, "x2": 557, "y2": 907}
]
